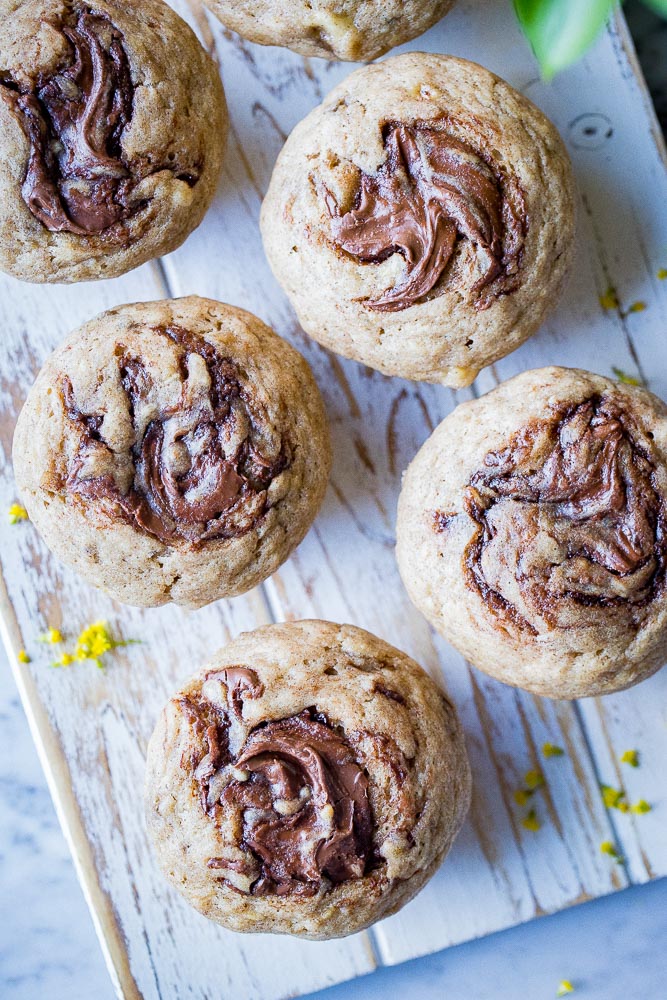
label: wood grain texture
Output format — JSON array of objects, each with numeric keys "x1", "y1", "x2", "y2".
[{"x1": 0, "y1": 0, "x2": 666, "y2": 997}]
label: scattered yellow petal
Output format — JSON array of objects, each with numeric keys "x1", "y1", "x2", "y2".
[
  {"x1": 17, "y1": 649, "x2": 31, "y2": 664},
  {"x1": 38, "y1": 628, "x2": 63, "y2": 645},
  {"x1": 72, "y1": 620, "x2": 136, "y2": 670},
  {"x1": 522, "y1": 809, "x2": 541, "y2": 832},
  {"x1": 658, "y1": 268, "x2": 667, "y2": 280},
  {"x1": 557, "y1": 981, "x2": 575, "y2": 998},
  {"x1": 53, "y1": 652, "x2": 75, "y2": 668},
  {"x1": 631, "y1": 799, "x2": 652, "y2": 815},
  {"x1": 612, "y1": 367, "x2": 642, "y2": 386},
  {"x1": 600, "y1": 287, "x2": 620, "y2": 310},
  {"x1": 514, "y1": 789, "x2": 533, "y2": 807},
  {"x1": 628, "y1": 301, "x2": 647, "y2": 314},
  {"x1": 600, "y1": 840, "x2": 623, "y2": 863},
  {"x1": 601, "y1": 784, "x2": 627, "y2": 810},
  {"x1": 524, "y1": 769, "x2": 545, "y2": 790},
  {"x1": 620, "y1": 749, "x2": 639, "y2": 768},
  {"x1": 8, "y1": 503, "x2": 28, "y2": 525},
  {"x1": 543, "y1": 742, "x2": 565, "y2": 758}
]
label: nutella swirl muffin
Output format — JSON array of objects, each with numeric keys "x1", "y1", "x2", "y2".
[
  {"x1": 0, "y1": 0, "x2": 227, "y2": 283},
  {"x1": 13, "y1": 297, "x2": 331, "y2": 608},
  {"x1": 204, "y1": 0, "x2": 457, "y2": 62},
  {"x1": 397, "y1": 367, "x2": 667, "y2": 699},
  {"x1": 261, "y1": 54, "x2": 575, "y2": 386},
  {"x1": 145, "y1": 621, "x2": 471, "y2": 938}
]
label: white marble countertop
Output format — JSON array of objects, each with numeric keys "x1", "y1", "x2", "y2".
[{"x1": 2, "y1": 5, "x2": 667, "y2": 999}]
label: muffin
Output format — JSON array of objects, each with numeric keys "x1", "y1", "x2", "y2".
[
  {"x1": 204, "y1": 0, "x2": 456, "y2": 62},
  {"x1": 396, "y1": 367, "x2": 667, "y2": 699},
  {"x1": 145, "y1": 620, "x2": 471, "y2": 938},
  {"x1": 0, "y1": 0, "x2": 227, "y2": 283},
  {"x1": 261, "y1": 53, "x2": 576, "y2": 386},
  {"x1": 13, "y1": 296, "x2": 331, "y2": 608}
]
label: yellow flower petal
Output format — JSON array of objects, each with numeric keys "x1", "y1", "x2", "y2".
[
  {"x1": 620, "y1": 749, "x2": 639, "y2": 768},
  {"x1": 628, "y1": 301, "x2": 647, "y2": 314},
  {"x1": 543, "y1": 742, "x2": 565, "y2": 758},
  {"x1": 600, "y1": 287, "x2": 619, "y2": 310},
  {"x1": 658, "y1": 268, "x2": 667, "y2": 280},
  {"x1": 600, "y1": 840, "x2": 623, "y2": 863},
  {"x1": 17, "y1": 649, "x2": 31, "y2": 664},
  {"x1": 38, "y1": 628, "x2": 63, "y2": 645},
  {"x1": 522, "y1": 809, "x2": 541, "y2": 832},
  {"x1": 44, "y1": 621, "x2": 137, "y2": 670},
  {"x1": 557, "y1": 981, "x2": 575, "y2": 997},
  {"x1": 73, "y1": 620, "x2": 136, "y2": 669},
  {"x1": 514, "y1": 789, "x2": 533, "y2": 807},
  {"x1": 52, "y1": 652, "x2": 75, "y2": 668},
  {"x1": 601, "y1": 784, "x2": 627, "y2": 810},
  {"x1": 8, "y1": 503, "x2": 29, "y2": 525},
  {"x1": 630, "y1": 799, "x2": 651, "y2": 815},
  {"x1": 524, "y1": 769, "x2": 545, "y2": 790}
]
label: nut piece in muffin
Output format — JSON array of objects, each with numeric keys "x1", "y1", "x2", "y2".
[
  {"x1": 261, "y1": 53, "x2": 575, "y2": 386},
  {"x1": 13, "y1": 296, "x2": 332, "y2": 609},
  {"x1": 397, "y1": 367, "x2": 667, "y2": 699},
  {"x1": 0, "y1": 0, "x2": 227, "y2": 282},
  {"x1": 204, "y1": 0, "x2": 456, "y2": 62},
  {"x1": 145, "y1": 620, "x2": 471, "y2": 938}
]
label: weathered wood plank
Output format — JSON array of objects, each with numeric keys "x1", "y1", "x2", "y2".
[
  {"x1": 161, "y1": 0, "x2": 664, "y2": 967},
  {"x1": 0, "y1": 260, "x2": 376, "y2": 997},
  {"x1": 476, "y1": 10, "x2": 667, "y2": 888}
]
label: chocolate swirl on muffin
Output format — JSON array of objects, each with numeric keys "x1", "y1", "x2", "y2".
[
  {"x1": 181, "y1": 670, "x2": 373, "y2": 897},
  {"x1": 324, "y1": 119, "x2": 527, "y2": 312},
  {"x1": 145, "y1": 621, "x2": 471, "y2": 935},
  {"x1": 61, "y1": 326, "x2": 289, "y2": 547},
  {"x1": 462, "y1": 396, "x2": 667, "y2": 632},
  {"x1": 0, "y1": 3, "x2": 199, "y2": 235}
]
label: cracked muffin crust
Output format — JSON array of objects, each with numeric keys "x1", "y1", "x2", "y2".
[
  {"x1": 0, "y1": 0, "x2": 227, "y2": 282},
  {"x1": 261, "y1": 53, "x2": 576, "y2": 386},
  {"x1": 396, "y1": 367, "x2": 667, "y2": 699},
  {"x1": 13, "y1": 296, "x2": 331, "y2": 608},
  {"x1": 145, "y1": 620, "x2": 471, "y2": 938},
  {"x1": 204, "y1": 0, "x2": 457, "y2": 62}
]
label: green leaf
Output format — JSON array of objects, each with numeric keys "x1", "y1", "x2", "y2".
[
  {"x1": 514, "y1": 0, "x2": 618, "y2": 79},
  {"x1": 642, "y1": 0, "x2": 667, "y2": 16}
]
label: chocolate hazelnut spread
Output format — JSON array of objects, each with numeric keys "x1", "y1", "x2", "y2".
[
  {"x1": 228, "y1": 711, "x2": 373, "y2": 895},
  {"x1": 459, "y1": 397, "x2": 667, "y2": 632},
  {"x1": 324, "y1": 119, "x2": 527, "y2": 312},
  {"x1": 0, "y1": 4, "x2": 199, "y2": 235},
  {"x1": 180, "y1": 677, "x2": 373, "y2": 897},
  {"x1": 61, "y1": 326, "x2": 290, "y2": 547}
]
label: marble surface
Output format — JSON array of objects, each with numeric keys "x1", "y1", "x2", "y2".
[{"x1": 2, "y1": 6, "x2": 667, "y2": 999}]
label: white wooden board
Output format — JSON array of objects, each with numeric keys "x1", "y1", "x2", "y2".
[{"x1": 1, "y1": 1, "x2": 666, "y2": 997}]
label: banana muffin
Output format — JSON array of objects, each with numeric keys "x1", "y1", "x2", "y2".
[
  {"x1": 0, "y1": 0, "x2": 227, "y2": 282},
  {"x1": 397, "y1": 367, "x2": 667, "y2": 698},
  {"x1": 261, "y1": 53, "x2": 575, "y2": 386},
  {"x1": 204, "y1": 0, "x2": 457, "y2": 62},
  {"x1": 145, "y1": 620, "x2": 471, "y2": 937},
  {"x1": 13, "y1": 296, "x2": 331, "y2": 608}
]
